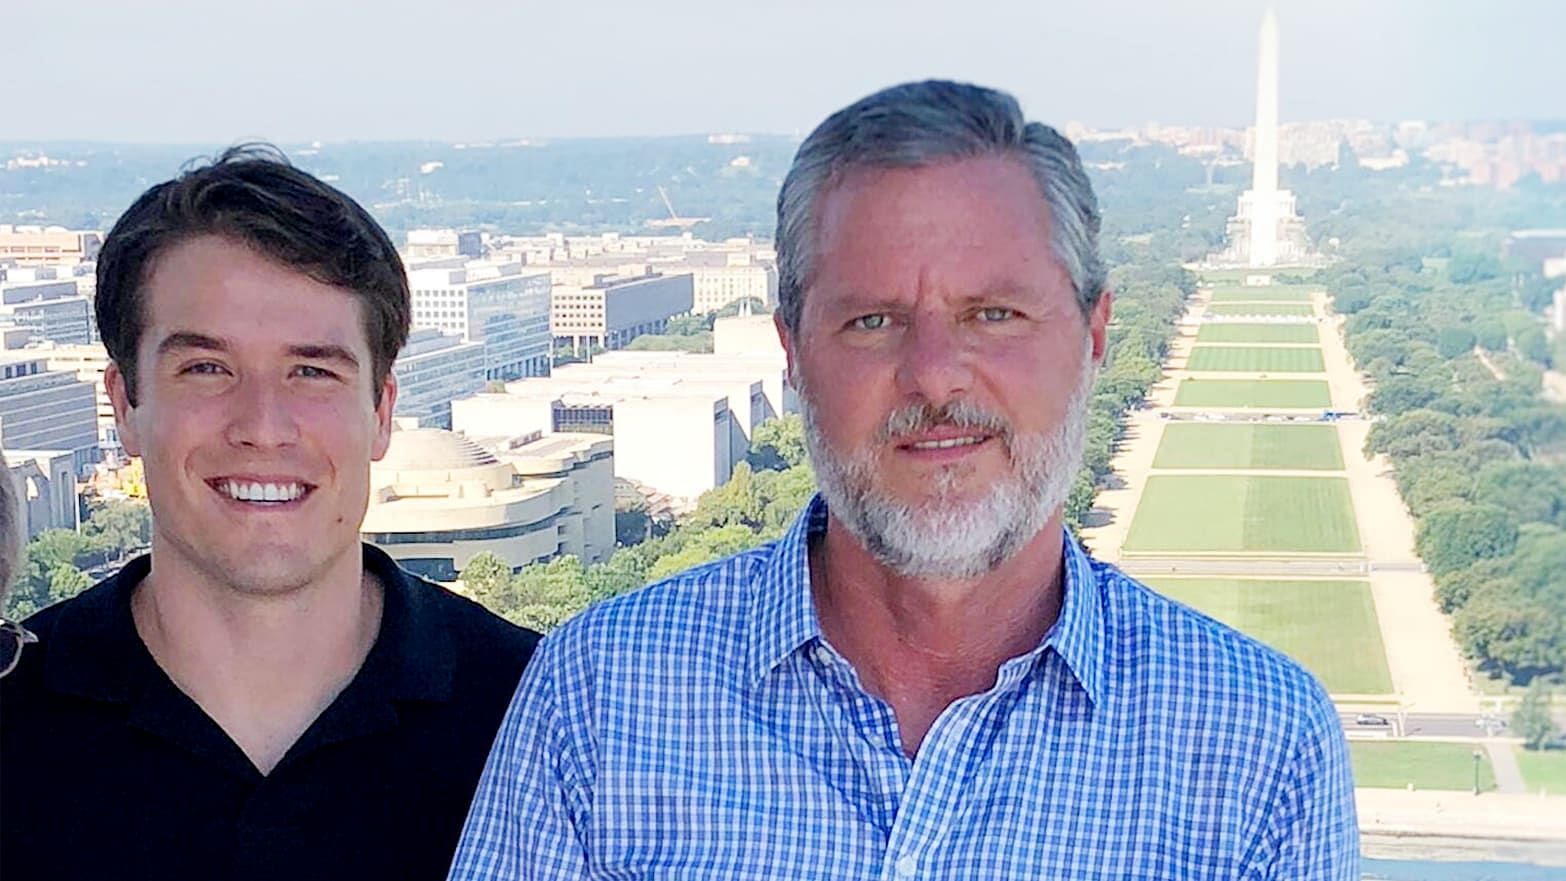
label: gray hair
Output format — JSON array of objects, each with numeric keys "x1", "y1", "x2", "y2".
[{"x1": 775, "y1": 79, "x2": 1105, "y2": 337}]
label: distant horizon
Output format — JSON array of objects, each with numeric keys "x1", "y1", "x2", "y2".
[
  {"x1": 4, "y1": 113, "x2": 1565, "y2": 150},
  {"x1": 1, "y1": 0, "x2": 1560, "y2": 143}
]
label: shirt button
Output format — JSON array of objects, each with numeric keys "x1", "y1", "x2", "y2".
[
  {"x1": 895, "y1": 855, "x2": 917, "y2": 878},
  {"x1": 812, "y1": 645, "x2": 832, "y2": 667}
]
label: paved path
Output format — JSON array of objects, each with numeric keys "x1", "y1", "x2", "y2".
[
  {"x1": 1084, "y1": 279, "x2": 1480, "y2": 712},
  {"x1": 1487, "y1": 740, "x2": 1527, "y2": 794}
]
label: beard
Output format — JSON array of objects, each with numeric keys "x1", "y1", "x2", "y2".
[{"x1": 798, "y1": 336, "x2": 1095, "y2": 580}]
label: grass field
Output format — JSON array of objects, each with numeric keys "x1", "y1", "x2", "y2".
[
  {"x1": 1208, "y1": 285, "x2": 1319, "y2": 302},
  {"x1": 1196, "y1": 324, "x2": 1320, "y2": 344},
  {"x1": 1124, "y1": 475, "x2": 1361, "y2": 553},
  {"x1": 1515, "y1": 748, "x2": 1566, "y2": 796},
  {"x1": 1205, "y1": 303, "x2": 1315, "y2": 317},
  {"x1": 1173, "y1": 379, "x2": 1332, "y2": 409},
  {"x1": 1152, "y1": 423, "x2": 1344, "y2": 470},
  {"x1": 1145, "y1": 578, "x2": 1390, "y2": 693},
  {"x1": 1350, "y1": 742, "x2": 1496, "y2": 792},
  {"x1": 1186, "y1": 346, "x2": 1326, "y2": 373}
]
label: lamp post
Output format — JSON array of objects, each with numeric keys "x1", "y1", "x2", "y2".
[{"x1": 1472, "y1": 749, "x2": 1483, "y2": 796}]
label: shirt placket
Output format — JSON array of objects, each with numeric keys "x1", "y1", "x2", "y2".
[
  {"x1": 804, "y1": 641, "x2": 911, "y2": 841},
  {"x1": 879, "y1": 651, "x2": 1043, "y2": 881}
]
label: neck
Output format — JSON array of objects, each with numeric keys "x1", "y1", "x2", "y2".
[
  {"x1": 811, "y1": 513, "x2": 1066, "y2": 757},
  {"x1": 131, "y1": 538, "x2": 382, "y2": 775}
]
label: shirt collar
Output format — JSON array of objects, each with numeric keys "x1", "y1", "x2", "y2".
[
  {"x1": 41, "y1": 544, "x2": 456, "y2": 706},
  {"x1": 743, "y1": 494, "x2": 1106, "y2": 706}
]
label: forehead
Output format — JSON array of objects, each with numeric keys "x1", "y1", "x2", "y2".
[
  {"x1": 809, "y1": 156, "x2": 1065, "y2": 305},
  {"x1": 139, "y1": 234, "x2": 369, "y2": 354}
]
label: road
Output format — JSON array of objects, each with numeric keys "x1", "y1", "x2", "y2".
[{"x1": 1337, "y1": 711, "x2": 1505, "y2": 739}]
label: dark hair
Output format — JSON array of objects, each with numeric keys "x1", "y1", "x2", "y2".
[{"x1": 95, "y1": 143, "x2": 410, "y2": 405}]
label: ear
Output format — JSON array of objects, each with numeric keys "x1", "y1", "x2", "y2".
[
  {"x1": 105, "y1": 362, "x2": 142, "y2": 457},
  {"x1": 371, "y1": 372, "x2": 398, "y2": 461},
  {"x1": 1088, "y1": 288, "x2": 1113, "y2": 365},
  {"x1": 774, "y1": 309, "x2": 800, "y2": 388}
]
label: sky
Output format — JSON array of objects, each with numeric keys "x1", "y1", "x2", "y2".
[{"x1": 3, "y1": 0, "x2": 1560, "y2": 143}]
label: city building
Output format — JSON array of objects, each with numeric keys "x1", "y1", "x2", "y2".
[
  {"x1": 551, "y1": 271, "x2": 694, "y2": 354},
  {"x1": 0, "y1": 225, "x2": 103, "y2": 267},
  {"x1": 454, "y1": 382, "x2": 737, "y2": 508},
  {"x1": 360, "y1": 427, "x2": 613, "y2": 582},
  {"x1": 451, "y1": 337, "x2": 794, "y2": 506},
  {"x1": 20, "y1": 342, "x2": 121, "y2": 458},
  {"x1": 407, "y1": 260, "x2": 552, "y2": 380},
  {"x1": 661, "y1": 252, "x2": 776, "y2": 314},
  {"x1": 0, "y1": 351, "x2": 98, "y2": 472},
  {"x1": 391, "y1": 328, "x2": 487, "y2": 429},
  {"x1": 0, "y1": 271, "x2": 92, "y2": 344},
  {"x1": 493, "y1": 232, "x2": 776, "y2": 316},
  {"x1": 5, "y1": 449, "x2": 79, "y2": 537},
  {"x1": 406, "y1": 228, "x2": 483, "y2": 260}
]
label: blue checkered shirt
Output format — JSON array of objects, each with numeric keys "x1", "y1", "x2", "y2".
[{"x1": 450, "y1": 496, "x2": 1357, "y2": 880}]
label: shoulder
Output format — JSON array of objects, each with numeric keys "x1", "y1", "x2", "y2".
[
  {"x1": 568, "y1": 544, "x2": 769, "y2": 640},
  {"x1": 526, "y1": 543, "x2": 775, "y2": 685},
  {"x1": 1092, "y1": 559, "x2": 1336, "y2": 722},
  {"x1": 401, "y1": 573, "x2": 542, "y2": 667}
]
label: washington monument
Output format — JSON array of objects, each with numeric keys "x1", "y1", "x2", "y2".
[{"x1": 1222, "y1": 8, "x2": 1308, "y2": 267}]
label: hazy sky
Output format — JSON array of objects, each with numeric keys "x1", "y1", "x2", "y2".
[{"x1": 4, "y1": 0, "x2": 1560, "y2": 143}]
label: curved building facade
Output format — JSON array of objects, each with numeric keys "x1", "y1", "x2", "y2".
[{"x1": 360, "y1": 428, "x2": 613, "y2": 582}]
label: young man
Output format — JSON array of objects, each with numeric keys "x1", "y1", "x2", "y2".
[
  {"x1": 1, "y1": 147, "x2": 540, "y2": 880},
  {"x1": 450, "y1": 81, "x2": 1357, "y2": 879}
]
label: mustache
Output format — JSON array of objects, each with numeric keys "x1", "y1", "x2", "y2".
[{"x1": 878, "y1": 399, "x2": 1012, "y2": 443}]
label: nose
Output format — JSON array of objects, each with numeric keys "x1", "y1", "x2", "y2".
[
  {"x1": 893, "y1": 313, "x2": 974, "y2": 407},
  {"x1": 222, "y1": 376, "x2": 301, "y2": 449}
]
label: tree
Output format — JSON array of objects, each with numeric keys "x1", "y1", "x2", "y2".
[
  {"x1": 1063, "y1": 469, "x2": 1097, "y2": 531},
  {"x1": 459, "y1": 552, "x2": 515, "y2": 616},
  {"x1": 1512, "y1": 679, "x2": 1559, "y2": 750},
  {"x1": 1474, "y1": 461, "x2": 1566, "y2": 528},
  {"x1": 747, "y1": 414, "x2": 808, "y2": 471},
  {"x1": 511, "y1": 556, "x2": 591, "y2": 632},
  {"x1": 1474, "y1": 320, "x2": 1508, "y2": 352},
  {"x1": 1436, "y1": 327, "x2": 1477, "y2": 359},
  {"x1": 82, "y1": 499, "x2": 153, "y2": 560},
  {"x1": 47, "y1": 565, "x2": 92, "y2": 604},
  {"x1": 1414, "y1": 503, "x2": 1518, "y2": 575}
]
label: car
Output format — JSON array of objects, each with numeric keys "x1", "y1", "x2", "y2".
[{"x1": 1355, "y1": 713, "x2": 1391, "y2": 727}]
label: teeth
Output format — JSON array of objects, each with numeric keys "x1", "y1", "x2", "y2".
[
  {"x1": 222, "y1": 480, "x2": 306, "y2": 503},
  {"x1": 911, "y1": 436, "x2": 984, "y2": 450}
]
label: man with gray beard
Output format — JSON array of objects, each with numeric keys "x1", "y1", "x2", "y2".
[{"x1": 450, "y1": 80, "x2": 1357, "y2": 881}]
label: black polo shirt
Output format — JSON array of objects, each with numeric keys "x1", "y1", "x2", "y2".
[{"x1": 0, "y1": 544, "x2": 539, "y2": 881}]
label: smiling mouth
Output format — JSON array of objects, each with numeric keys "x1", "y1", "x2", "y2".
[
  {"x1": 903, "y1": 435, "x2": 989, "y2": 451},
  {"x1": 209, "y1": 479, "x2": 315, "y2": 505}
]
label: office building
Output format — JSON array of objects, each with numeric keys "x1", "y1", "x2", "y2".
[
  {"x1": 0, "y1": 273, "x2": 92, "y2": 345},
  {"x1": 391, "y1": 328, "x2": 487, "y2": 429},
  {"x1": 0, "y1": 225, "x2": 102, "y2": 268},
  {"x1": 551, "y1": 271, "x2": 694, "y2": 353},
  {"x1": 407, "y1": 261, "x2": 552, "y2": 380},
  {"x1": 360, "y1": 428, "x2": 614, "y2": 581},
  {"x1": 0, "y1": 352, "x2": 98, "y2": 472}
]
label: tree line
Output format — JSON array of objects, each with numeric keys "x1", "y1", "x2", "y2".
[{"x1": 1327, "y1": 249, "x2": 1566, "y2": 686}]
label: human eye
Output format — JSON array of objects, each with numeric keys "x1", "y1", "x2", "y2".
[
  {"x1": 180, "y1": 361, "x2": 229, "y2": 376},
  {"x1": 294, "y1": 364, "x2": 341, "y2": 380},
  {"x1": 848, "y1": 313, "x2": 891, "y2": 331},
  {"x1": 975, "y1": 306, "x2": 1018, "y2": 322}
]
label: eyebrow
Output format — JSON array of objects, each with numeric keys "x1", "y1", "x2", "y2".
[
  {"x1": 154, "y1": 332, "x2": 361, "y2": 370},
  {"x1": 287, "y1": 344, "x2": 361, "y2": 371},
  {"x1": 155, "y1": 331, "x2": 229, "y2": 356}
]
